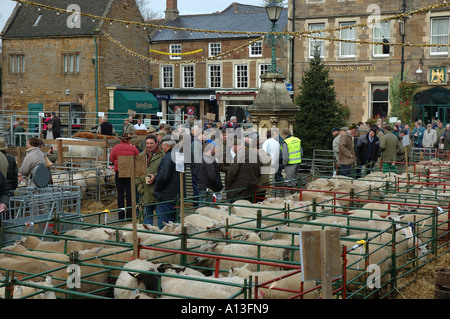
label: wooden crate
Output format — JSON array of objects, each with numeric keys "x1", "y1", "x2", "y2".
[{"x1": 434, "y1": 268, "x2": 450, "y2": 299}]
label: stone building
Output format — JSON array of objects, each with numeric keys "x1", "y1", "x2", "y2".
[
  {"x1": 148, "y1": 1, "x2": 289, "y2": 124},
  {"x1": 1, "y1": 0, "x2": 155, "y2": 132},
  {"x1": 287, "y1": 0, "x2": 450, "y2": 124}
]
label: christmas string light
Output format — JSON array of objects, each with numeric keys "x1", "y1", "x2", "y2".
[
  {"x1": 7, "y1": 0, "x2": 450, "y2": 40},
  {"x1": 149, "y1": 48, "x2": 203, "y2": 56},
  {"x1": 104, "y1": 31, "x2": 265, "y2": 64}
]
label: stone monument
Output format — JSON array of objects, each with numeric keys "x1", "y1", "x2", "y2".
[{"x1": 247, "y1": 72, "x2": 300, "y2": 137}]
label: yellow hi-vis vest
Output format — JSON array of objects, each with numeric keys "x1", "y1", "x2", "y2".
[{"x1": 284, "y1": 136, "x2": 302, "y2": 164}]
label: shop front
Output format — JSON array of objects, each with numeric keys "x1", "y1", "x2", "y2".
[
  {"x1": 107, "y1": 87, "x2": 159, "y2": 133},
  {"x1": 150, "y1": 89, "x2": 217, "y2": 126},
  {"x1": 413, "y1": 86, "x2": 450, "y2": 124}
]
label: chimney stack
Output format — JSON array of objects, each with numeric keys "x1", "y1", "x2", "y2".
[{"x1": 165, "y1": 0, "x2": 179, "y2": 20}]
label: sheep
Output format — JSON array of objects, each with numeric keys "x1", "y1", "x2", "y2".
[
  {"x1": 230, "y1": 200, "x2": 261, "y2": 218},
  {"x1": 260, "y1": 199, "x2": 314, "y2": 225},
  {"x1": 114, "y1": 259, "x2": 205, "y2": 299},
  {"x1": 78, "y1": 246, "x2": 134, "y2": 283},
  {"x1": 300, "y1": 210, "x2": 389, "y2": 236},
  {"x1": 306, "y1": 178, "x2": 335, "y2": 191},
  {"x1": 270, "y1": 225, "x2": 300, "y2": 244},
  {"x1": 48, "y1": 248, "x2": 109, "y2": 298},
  {"x1": 195, "y1": 206, "x2": 230, "y2": 221},
  {"x1": 0, "y1": 276, "x2": 56, "y2": 299},
  {"x1": 229, "y1": 264, "x2": 319, "y2": 299},
  {"x1": 193, "y1": 238, "x2": 291, "y2": 273},
  {"x1": 184, "y1": 214, "x2": 220, "y2": 229},
  {"x1": 17, "y1": 236, "x2": 85, "y2": 253},
  {"x1": 114, "y1": 259, "x2": 160, "y2": 299},
  {"x1": 0, "y1": 257, "x2": 54, "y2": 278},
  {"x1": 195, "y1": 206, "x2": 273, "y2": 240},
  {"x1": 64, "y1": 228, "x2": 125, "y2": 242},
  {"x1": 160, "y1": 274, "x2": 246, "y2": 299},
  {"x1": 140, "y1": 233, "x2": 206, "y2": 265},
  {"x1": 237, "y1": 232, "x2": 298, "y2": 263},
  {"x1": 1, "y1": 242, "x2": 69, "y2": 269},
  {"x1": 0, "y1": 245, "x2": 108, "y2": 298},
  {"x1": 340, "y1": 236, "x2": 392, "y2": 292}
]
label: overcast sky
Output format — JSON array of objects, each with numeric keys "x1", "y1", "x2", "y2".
[{"x1": 0, "y1": 0, "x2": 268, "y2": 32}]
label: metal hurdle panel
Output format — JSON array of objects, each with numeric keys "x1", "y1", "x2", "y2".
[{"x1": 1, "y1": 185, "x2": 82, "y2": 244}]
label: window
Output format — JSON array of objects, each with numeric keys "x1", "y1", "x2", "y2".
[
  {"x1": 182, "y1": 65, "x2": 194, "y2": 88},
  {"x1": 209, "y1": 65, "x2": 221, "y2": 88},
  {"x1": 339, "y1": 22, "x2": 356, "y2": 58},
  {"x1": 33, "y1": 14, "x2": 43, "y2": 27},
  {"x1": 209, "y1": 43, "x2": 221, "y2": 57},
  {"x1": 249, "y1": 41, "x2": 263, "y2": 57},
  {"x1": 370, "y1": 84, "x2": 389, "y2": 118},
  {"x1": 258, "y1": 63, "x2": 270, "y2": 87},
  {"x1": 63, "y1": 53, "x2": 80, "y2": 74},
  {"x1": 10, "y1": 54, "x2": 25, "y2": 73},
  {"x1": 430, "y1": 17, "x2": 449, "y2": 55},
  {"x1": 309, "y1": 23, "x2": 325, "y2": 58},
  {"x1": 170, "y1": 44, "x2": 181, "y2": 60},
  {"x1": 373, "y1": 22, "x2": 391, "y2": 57},
  {"x1": 161, "y1": 65, "x2": 174, "y2": 88},
  {"x1": 235, "y1": 64, "x2": 248, "y2": 88}
]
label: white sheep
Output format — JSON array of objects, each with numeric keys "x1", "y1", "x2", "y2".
[
  {"x1": 78, "y1": 246, "x2": 134, "y2": 282},
  {"x1": 114, "y1": 259, "x2": 159, "y2": 299},
  {"x1": 229, "y1": 264, "x2": 319, "y2": 299},
  {"x1": 0, "y1": 276, "x2": 56, "y2": 299},
  {"x1": 114, "y1": 259, "x2": 205, "y2": 299},
  {"x1": 195, "y1": 206, "x2": 273, "y2": 240},
  {"x1": 140, "y1": 233, "x2": 206, "y2": 265},
  {"x1": 65, "y1": 228, "x2": 124, "y2": 242},
  {"x1": 1, "y1": 242, "x2": 69, "y2": 269},
  {"x1": 160, "y1": 275, "x2": 246, "y2": 299},
  {"x1": 195, "y1": 206, "x2": 230, "y2": 221},
  {"x1": 260, "y1": 199, "x2": 314, "y2": 225},
  {"x1": 194, "y1": 238, "x2": 291, "y2": 272},
  {"x1": 184, "y1": 214, "x2": 220, "y2": 229},
  {"x1": 18, "y1": 236, "x2": 85, "y2": 253},
  {"x1": 300, "y1": 210, "x2": 389, "y2": 236},
  {"x1": 270, "y1": 225, "x2": 300, "y2": 244},
  {"x1": 0, "y1": 257, "x2": 54, "y2": 278},
  {"x1": 340, "y1": 236, "x2": 392, "y2": 292}
]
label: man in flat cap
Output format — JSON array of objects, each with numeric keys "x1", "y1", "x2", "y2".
[
  {"x1": 338, "y1": 124, "x2": 357, "y2": 177},
  {"x1": 154, "y1": 135, "x2": 181, "y2": 227},
  {"x1": 123, "y1": 118, "x2": 136, "y2": 136}
]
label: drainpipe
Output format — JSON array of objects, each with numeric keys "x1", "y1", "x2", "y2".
[
  {"x1": 290, "y1": 1, "x2": 296, "y2": 88},
  {"x1": 94, "y1": 36, "x2": 99, "y2": 119}
]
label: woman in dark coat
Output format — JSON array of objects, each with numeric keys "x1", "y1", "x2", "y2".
[{"x1": 355, "y1": 128, "x2": 380, "y2": 173}]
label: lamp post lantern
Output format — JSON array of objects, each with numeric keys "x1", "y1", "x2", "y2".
[{"x1": 265, "y1": 0, "x2": 283, "y2": 73}]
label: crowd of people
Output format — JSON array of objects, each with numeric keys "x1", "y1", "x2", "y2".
[
  {"x1": 109, "y1": 119, "x2": 302, "y2": 228},
  {"x1": 333, "y1": 118, "x2": 449, "y2": 177}
]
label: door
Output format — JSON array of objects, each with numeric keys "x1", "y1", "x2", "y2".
[
  {"x1": 438, "y1": 105, "x2": 450, "y2": 123},
  {"x1": 28, "y1": 103, "x2": 43, "y2": 133}
]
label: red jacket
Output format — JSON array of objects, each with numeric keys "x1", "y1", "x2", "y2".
[{"x1": 109, "y1": 141, "x2": 139, "y2": 172}]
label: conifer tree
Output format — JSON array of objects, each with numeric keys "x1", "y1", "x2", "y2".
[{"x1": 294, "y1": 47, "x2": 346, "y2": 158}]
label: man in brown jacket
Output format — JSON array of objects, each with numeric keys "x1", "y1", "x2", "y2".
[
  {"x1": 338, "y1": 123, "x2": 357, "y2": 177},
  {"x1": 225, "y1": 139, "x2": 261, "y2": 203}
]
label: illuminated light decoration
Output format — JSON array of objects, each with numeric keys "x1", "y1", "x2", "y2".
[
  {"x1": 149, "y1": 48, "x2": 204, "y2": 56},
  {"x1": 105, "y1": 31, "x2": 265, "y2": 64},
  {"x1": 3, "y1": 0, "x2": 450, "y2": 51},
  {"x1": 10, "y1": 0, "x2": 450, "y2": 40}
]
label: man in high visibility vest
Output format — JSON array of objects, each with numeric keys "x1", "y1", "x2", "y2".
[{"x1": 281, "y1": 128, "x2": 302, "y2": 192}]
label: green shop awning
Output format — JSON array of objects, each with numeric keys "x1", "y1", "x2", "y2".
[{"x1": 114, "y1": 90, "x2": 159, "y2": 114}]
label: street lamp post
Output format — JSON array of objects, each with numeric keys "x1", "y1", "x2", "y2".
[{"x1": 265, "y1": 0, "x2": 283, "y2": 73}]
